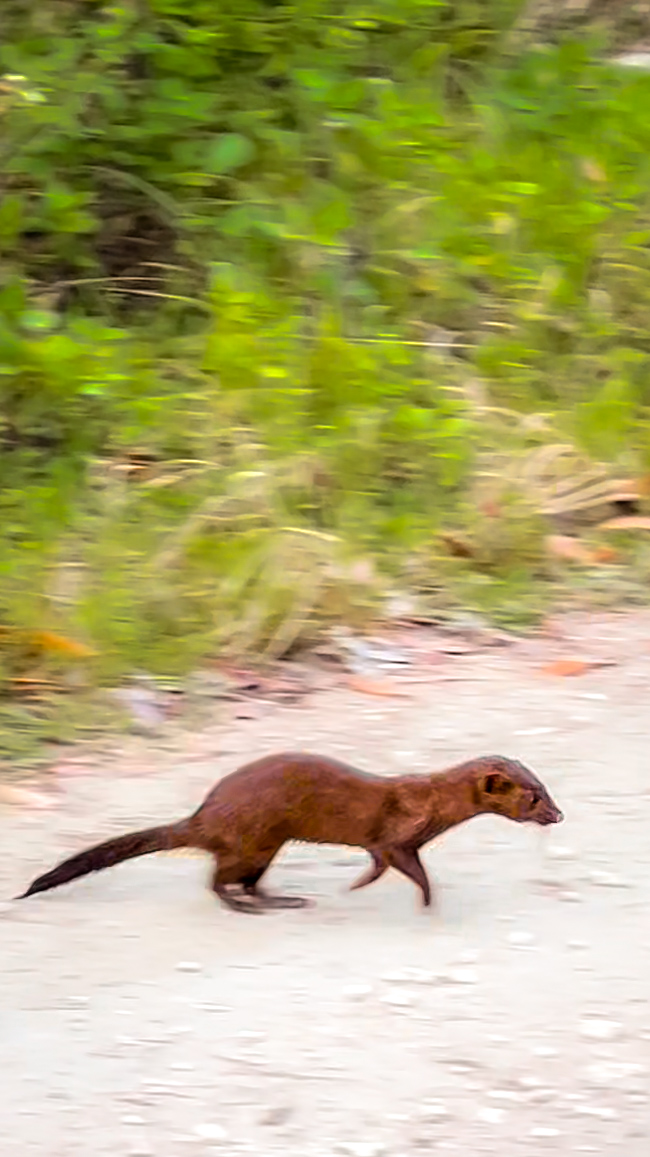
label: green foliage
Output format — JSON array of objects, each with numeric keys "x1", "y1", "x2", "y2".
[{"x1": 2, "y1": 0, "x2": 650, "y2": 729}]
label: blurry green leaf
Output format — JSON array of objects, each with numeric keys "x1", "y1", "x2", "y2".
[
  {"x1": 0, "y1": 195, "x2": 24, "y2": 243},
  {"x1": 204, "y1": 134, "x2": 255, "y2": 175},
  {"x1": 311, "y1": 190, "x2": 351, "y2": 243},
  {"x1": 21, "y1": 310, "x2": 57, "y2": 332}
]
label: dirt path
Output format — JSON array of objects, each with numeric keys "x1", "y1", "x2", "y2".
[{"x1": 1, "y1": 613, "x2": 649, "y2": 1156}]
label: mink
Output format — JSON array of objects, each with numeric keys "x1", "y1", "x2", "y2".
[{"x1": 18, "y1": 752, "x2": 562, "y2": 913}]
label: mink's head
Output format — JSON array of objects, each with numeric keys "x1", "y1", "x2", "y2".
[{"x1": 470, "y1": 756, "x2": 563, "y2": 826}]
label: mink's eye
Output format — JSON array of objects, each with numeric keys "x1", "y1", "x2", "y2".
[{"x1": 530, "y1": 792, "x2": 541, "y2": 807}]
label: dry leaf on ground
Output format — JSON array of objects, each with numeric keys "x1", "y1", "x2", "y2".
[
  {"x1": 0, "y1": 784, "x2": 57, "y2": 809},
  {"x1": 541, "y1": 658, "x2": 615, "y2": 677},
  {"x1": 610, "y1": 475, "x2": 650, "y2": 500},
  {"x1": 545, "y1": 535, "x2": 619, "y2": 565},
  {"x1": 29, "y1": 631, "x2": 95, "y2": 658},
  {"x1": 592, "y1": 545, "x2": 619, "y2": 563},
  {"x1": 345, "y1": 675, "x2": 412, "y2": 698},
  {"x1": 545, "y1": 535, "x2": 595, "y2": 564},
  {"x1": 50, "y1": 761, "x2": 95, "y2": 779},
  {"x1": 598, "y1": 516, "x2": 650, "y2": 531},
  {"x1": 439, "y1": 534, "x2": 476, "y2": 559}
]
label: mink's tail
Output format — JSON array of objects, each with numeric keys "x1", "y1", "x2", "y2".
[{"x1": 16, "y1": 820, "x2": 194, "y2": 900}]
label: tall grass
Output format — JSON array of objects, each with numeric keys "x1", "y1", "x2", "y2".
[{"x1": 1, "y1": 5, "x2": 650, "y2": 717}]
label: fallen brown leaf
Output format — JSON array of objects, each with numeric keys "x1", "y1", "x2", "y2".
[
  {"x1": 8, "y1": 677, "x2": 62, "y2": 698},
  {"x1": 0, "y1": 783, "x2": 57, "y2": 809},
  {"x1": 598, "y1": 516, "x2": 650, "y2": 531},
  {"x1": 440, "y1": 534, "x2": 476, "y2": 559},
  {"x1": 545, "y1": 535, "x2": 594, "y2": 564},
  {"x1": 541, "y1": 658, "x2": 615, "y2": 677},
  {"x1": 346, "y1": 675, "x2": 412, "y2": 698},
  {"x1": 592, "y1": 545, "x2": 619, "y2": 563},
  {"x1": 30, "y1": 631, "x2": 95, "y2": 658},
  {"x1": 50, "y1": 760, "x2": 95, "y2": 778},
  {"x1": 542, "y1": 659, "x2": 592, "y2": 677},
  {"x1": 608, "y1": 475, "x2": 650, "y2": 501},
  {"x1": 545, "y1": 535, "x2": 619, "y2": 566}
]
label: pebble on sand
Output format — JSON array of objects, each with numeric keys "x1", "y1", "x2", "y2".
[
  {"x1": 444, "y1": 966, "x2": 479, "y2": 985},
  {"x1": 335, "y1": 1143, "x2": 387, "y2": 1157},
  {"x1": 578, "y1": 1018, "x2": 623, "y2": 1042},
  {"x1": 342, "y1": 984, "x2": 373, "y2": 1000},
  {"x1": 588, "y1": 869, "x2": 629, "y2": 889},
  {"x1": 380, "y1": 967, "x2": 436, "y2": 985},
  {"x1": 477, "y1": 1106, "x2": 506, "y2": 1125},
  {"x1": 507, "y1": 931, "x2": 536, "y2": 948},
  {"x1": 418, "y1": 1101, "x2": 450, "y2": 1120},
  {"x1": 380, "y1": 988, "x2": 416, "y2": 1008},
  {"x1": 192, "y1": 1123, "x2": 228, "y2": 1142},
  {"x1": 545, "y1": 845, "x2": 576, "y2": 861}
]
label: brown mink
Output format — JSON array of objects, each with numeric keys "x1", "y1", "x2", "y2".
[{"x1": 18, "y1": 752, "x2": 563, "y2": 912}]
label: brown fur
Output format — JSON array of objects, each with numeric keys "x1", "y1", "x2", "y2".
[{"x1": 18, "y1": 753, "x2": 562, "y2": 913}]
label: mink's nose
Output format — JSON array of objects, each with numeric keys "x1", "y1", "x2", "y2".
[{"x1": 535, "y1": 801, "x2": 563, "y2": 825}]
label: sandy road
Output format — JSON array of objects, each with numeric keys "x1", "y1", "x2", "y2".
[{"x1": 1, "y1": 613, "x2": 649, "y2": 1156}]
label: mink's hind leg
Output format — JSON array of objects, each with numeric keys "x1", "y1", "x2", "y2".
[
  {"x1": 244, "y1": 883, "x2": 311, "y2": 909},
  {"x1": 210, "y1": 859, "x2": 263, "y2": 914},
  {"x1": 390, "y1": 847, "x2": 432, "y2": 907},
  {"x1": 349, "y1": 849, "x2": 389, "y2": 892},
  {"x1": 211, "y1": 877, "x2": 262, "y2": 913},
  {"x1": 241, "y1": 860, "x2": 311, "y2": 909},
  {"x1": 212, "y1": 844, "x2": 308, "y2": 911}
]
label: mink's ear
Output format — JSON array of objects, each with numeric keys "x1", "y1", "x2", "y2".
[{"x1": 484, "y1": 773, "x2": 514, "y2": 796}]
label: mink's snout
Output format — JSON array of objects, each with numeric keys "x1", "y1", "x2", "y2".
[{"x1": 536, "y1": 803, "x2": 563, "y2": 825}]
